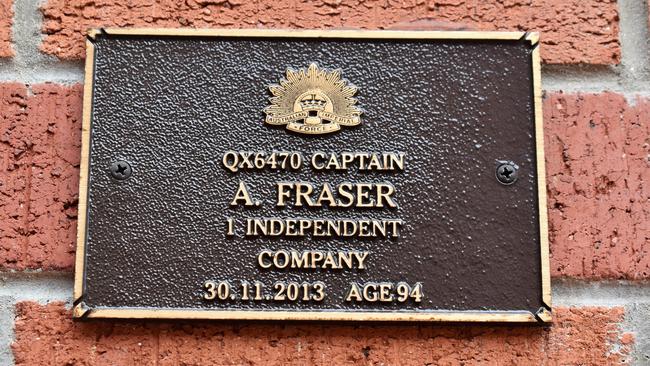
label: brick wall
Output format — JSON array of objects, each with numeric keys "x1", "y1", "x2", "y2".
[{"x1": 0, "y1": 0, "x2": 649, "y2": 365}]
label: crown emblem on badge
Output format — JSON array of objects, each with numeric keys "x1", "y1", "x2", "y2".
[{"x1": 264, "y1": 63, "x2": 362, "y2": 135}]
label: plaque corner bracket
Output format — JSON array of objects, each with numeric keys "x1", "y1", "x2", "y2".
[
  {"x1": 72, "y1": 301, "x2": 93, "y2": 320},
  {"x1": 87, "y1": 28, "x2": 110, "y2": 42},
  {"x1": 524, "y1": 32, "x2": 540, "y2": 48},
  {"x1": 87, "y1": 29, "x2": 100, "y2": 41},
  {"x1": 535, "y1": 307, "x2": 552, "y2": 323}
]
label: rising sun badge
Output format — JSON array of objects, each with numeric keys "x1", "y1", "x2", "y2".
[{"x1": 264, "y1": 63, "x2": 362, "y2": 135}]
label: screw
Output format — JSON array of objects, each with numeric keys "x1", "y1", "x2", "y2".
[
  {"x1": 109, "y1": 160, "x2": 132, "y2": 180},
  {"x1": 496, "y1": 161, "x2": 518, "y2": 185}
]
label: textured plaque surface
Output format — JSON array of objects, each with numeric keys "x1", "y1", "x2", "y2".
[{"x1": 75, "y1": 29, "x2": 550, "y2": 322}]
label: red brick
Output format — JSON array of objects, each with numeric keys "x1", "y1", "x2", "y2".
[
  {"x1": 12, "y1": 302, "x2": 632, "y2": 365},
  {"x1": 39, "y1": 0, "x2": 620, "y2": 64},
  {"x1": 0, "y1": 83, "x2": 82, "y2": 270},
  {"x1": 3, "y1": 87, "x2": 648, "y2": 281},
  {"x1": 0, "y1": 83, "x2": 28, "y2": 266},
  {"x1": 13, "y1": 302, "x2": 157, "y2": 365},
  {"x1": 544, "y1": 93, "x2": 650, "y2": 280},
  {"x1": 0, "y1": 0, "x2": 12, "y2": 57}
]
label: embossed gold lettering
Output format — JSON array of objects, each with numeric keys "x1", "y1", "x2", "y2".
[
  {"x1": 246, "y1": 218, "x2": 402, "y2": 238},
  {"x1": 257, "y1": 250, "x2": 369, "y2": 270},
  {"x1": 230, "y1": 181, "x2": 254, "y2": 206},
  {"x1": 275, "y1": 182, "x2": 397, "y2": 208},
  {"x1": 308, "y1": 152, "x2": 405, "y2": 171}
]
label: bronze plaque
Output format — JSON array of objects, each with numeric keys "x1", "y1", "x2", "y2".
[{"x1": 74, "y1": 29, "x2": 550, "y2": 322}]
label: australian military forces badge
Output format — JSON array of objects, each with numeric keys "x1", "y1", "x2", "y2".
[{"x1": 264, "y1": 63, "x2": 362, "y2": 134}]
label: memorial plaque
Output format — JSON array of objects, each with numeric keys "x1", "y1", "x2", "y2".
[{"x1": 74, "y1": 29, "x2": 551, "y2": 322}]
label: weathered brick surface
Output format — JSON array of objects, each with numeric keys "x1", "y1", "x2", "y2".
[
  {"x1": 12, "y1": 302, "x2": 632, "y2": 365},
  {"x1": 544, "y1": 93, "x2": 650, "y2": 279},
  {"x1": 2, "y1": 87, "x2": 649, "y2": 281},
  {"x1": 0, "y1": 0, "x2": 12, "y2": 57},
  {"x1": 40, "y1": 0, "x2": 620, "y2": 64},
  {"x1": 13, "y1": 302, "x2": 157, "y2": 365},
  {"x1": 0, "y1": 83, "x2": 82, "y2": 270},
  {"x1": 0, "y1": 84, "x2": 27, "y2": 266}
]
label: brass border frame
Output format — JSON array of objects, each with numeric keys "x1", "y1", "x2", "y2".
[
  {"x1": 73, "y1": 32, "x2": 97, "y2": 303},
  {"x1": 74, "y1": 29, "x2": 550, "y2": 323}
]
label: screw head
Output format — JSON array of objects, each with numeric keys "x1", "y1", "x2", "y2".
[
  {"x1": 109, "y1": 160, "x2": 132, "y2": 180},
  {"x1": 496, "y1": 161, "x2": 518, "y2": 185}
]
